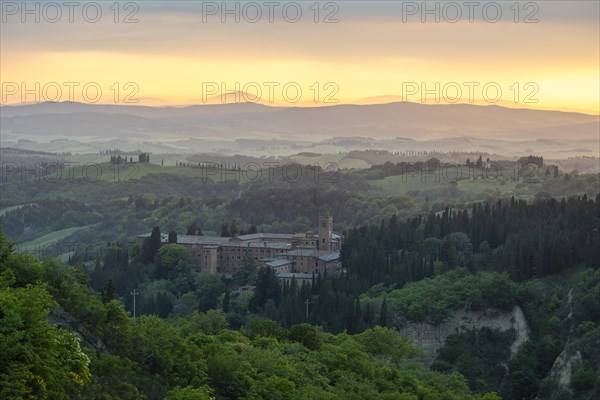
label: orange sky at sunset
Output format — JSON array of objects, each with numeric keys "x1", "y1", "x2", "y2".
[{"x1": 1, "y1": 1, "x2": 598, "y2": 114}]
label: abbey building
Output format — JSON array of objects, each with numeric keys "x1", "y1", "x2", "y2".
[{"x1": 138, "y1": 212, "x2": 343, "y2": 280}]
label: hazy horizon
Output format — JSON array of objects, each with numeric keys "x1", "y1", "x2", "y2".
[{"x1": 2, "y1": 97, "x2": 599, "y2": 117}]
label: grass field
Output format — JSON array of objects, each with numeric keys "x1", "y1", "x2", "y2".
[
  {"x1": 456, "y1": 177, "x2": 527, "y2": 197},
  {"x1": 0, "y1": 204, "x2": 26, "y2": 217},
  {"x1": 373, "y1": 173, "x2": 537, "y2": 198},
  {"x1": 289, "y1": 153, "x2": 371, "y2": 170},
  {"x1": 38, "y1": 162, "x2": 257, "y2": 184},
  {"x1": 17, "y1": 226, "x2": 92, "y2": 259}
]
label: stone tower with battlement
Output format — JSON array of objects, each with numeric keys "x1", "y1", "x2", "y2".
[{"x1": 317, "y1": 210, "x2": 333, "y2": 251}]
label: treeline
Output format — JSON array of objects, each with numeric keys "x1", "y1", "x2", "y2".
[{"x1": 341, "y1": 194, "x2": 600, "y2": 288}]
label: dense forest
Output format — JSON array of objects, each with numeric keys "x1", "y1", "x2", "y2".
[
  {"x1": 1, "y1": 230, "x2": 501, "y2": 399},
  {"x1": 2, "y1": 193, "x2": 599, "y2": 399}
]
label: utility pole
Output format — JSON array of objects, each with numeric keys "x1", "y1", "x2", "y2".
[
  {"x1": 305, "y1": 299, "x2": 311, "y2": 320},
  {"x1": 131, "y1": 289, "x2": 139, "y2": 318}
]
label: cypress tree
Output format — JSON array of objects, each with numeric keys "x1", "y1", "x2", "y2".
[
  {"x1": 380, "y1": 298, "x2": 388, "y2": 327},
  {"x1": 222, "y1": 290, "x2": 231, "y2": 313},
  {"x1": 101, "y1": 279, "x2": 115, "y2": 304},
  {"x1": 141, "y1": 226, "x2": 161, "y2": 264}
]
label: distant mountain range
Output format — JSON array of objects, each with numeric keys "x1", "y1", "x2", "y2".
[{"x1": 1, "y1": 101, "x2": 598, "y2": 141}]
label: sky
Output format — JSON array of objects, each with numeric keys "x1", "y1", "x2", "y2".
[{"x1": 1, "y1": 1, "x2": 599, "y2": 113}]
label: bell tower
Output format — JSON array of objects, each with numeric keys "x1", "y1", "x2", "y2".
[{"x1": 317, "y1": 210, "x2": 333, "y2": 251}]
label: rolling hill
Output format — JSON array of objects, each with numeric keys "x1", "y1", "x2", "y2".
[{"x1": 1, "y1": 101, "x2": 597, "y2": 141}]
